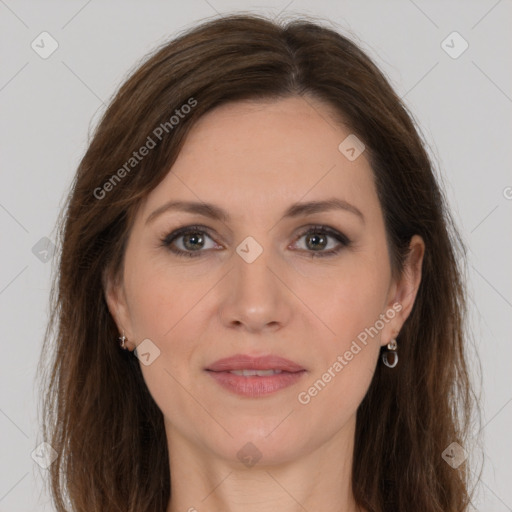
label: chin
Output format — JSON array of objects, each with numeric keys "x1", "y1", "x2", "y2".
[{"x1": 205, "y1": 422, "x2": 310, "y2": 467}]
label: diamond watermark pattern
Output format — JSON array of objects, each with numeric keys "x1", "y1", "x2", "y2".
[
  {"x1": 236, "y1": 236, "x2": 263, "y2": 264},
  {"x1": 338, "y1": 134, "x2": 365, "y2": 161},
  {"x1": 31, "y1": 32, "x2": 59, "y2": 59},
  {"x1": 441, "y1": 441, "x2": 467, "y2": 469},
  {"x1": 31, "y1": 442, "x2": 58, "y2": 469},
  {"x1": 441, "y1": 31, "x2": 469, "y2": 59},
  {"x1": 237, "y1": 442, "x2": 262, "y2": 468},
  {"x1": 134, "y1": 338, "x2": 161, "y2": 366},
  {"x1": 32, "y1": 236, "x2": 56, "y2": 263}
]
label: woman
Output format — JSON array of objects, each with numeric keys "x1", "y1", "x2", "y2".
[{"x1": 38, "y1": 13, "x2": 481, "y2": 512}]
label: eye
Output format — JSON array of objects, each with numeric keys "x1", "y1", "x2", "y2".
[
  {"x1": 160, "y1": 224, "x2": 351, "y2": 259},
  {"x1": 160, "y1": 225, "x2": 220, "y2": 258},
  {"x1": 291, "y1": 225, "x2": 351, "y2": 258}
]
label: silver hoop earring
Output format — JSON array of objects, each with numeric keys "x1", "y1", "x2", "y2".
[
  {"x1": 381, "y1": 338, "x2": 398, "y2": 368},
  {"x1": 118, "y1": 332, "x2": 128, "y2": 350}
]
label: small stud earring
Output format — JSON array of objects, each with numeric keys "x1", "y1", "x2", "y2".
[{"x1": 118, "y1": 332, "x2": 128, "y2": 350}]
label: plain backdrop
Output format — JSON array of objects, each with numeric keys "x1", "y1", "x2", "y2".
[{"x1": 0, "y1": 1, "x2": 511, "y2": 510}]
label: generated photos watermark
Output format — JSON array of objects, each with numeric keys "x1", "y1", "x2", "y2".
[
  {"x1": 93, "y1": 97, "x2": 197, "y2": 200},
  {"x1": 297, "y1": 301, "x2": 403, "y2": 405}
]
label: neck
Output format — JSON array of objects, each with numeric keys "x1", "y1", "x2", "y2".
[{"x1": 165, "y1": 416, "x2": 363, "y2": 512}]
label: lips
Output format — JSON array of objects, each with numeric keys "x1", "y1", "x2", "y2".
[
  {"x1": 205, "y1": 354, "x2": 307, "y2": 397},
  {"x1": 205, "y1": 354, "x2": 305, "y2": 373}
]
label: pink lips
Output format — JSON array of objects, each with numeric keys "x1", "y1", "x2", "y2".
[
  {"x1": 206, "y1": 354, "x2": 305, "y2": 372},
  {"x1": 205, "y1": 354, "x2": 306, "y2": 397}
]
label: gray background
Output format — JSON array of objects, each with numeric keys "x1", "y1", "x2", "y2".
[{"x1": 1, "y1": 0, "x2": 511, "y2": 510}]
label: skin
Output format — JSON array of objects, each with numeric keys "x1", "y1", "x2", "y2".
[{"x1": 105, "y1": 95, "x2": 425, "y2": 512}]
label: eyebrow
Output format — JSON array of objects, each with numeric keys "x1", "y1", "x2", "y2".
[{"x1": 145, "y1": 197, "x2": 365, "y2": 226}]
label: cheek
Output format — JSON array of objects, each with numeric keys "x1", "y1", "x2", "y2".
[
  {"x1": 124, "y1": 263, "x2": 202, "y2": 425},
  {"x1": 124, "y1": 248, "x2": 202, "y2": 339},
  {"x1": 297, "y1": 277, "x2": 385, "y2": 419},
  {"x1": 306, "y1": 256, "x2": 390, "y2": 339},
  {"x1": 299, "y1": 254, "x2": 390, "y2": 403},
  {"x1": 123, "y1": 254, "x2": 207, "y2": 398},
  {"x1": 127, "y1": 280, "x2": 172, "y2": 339}
]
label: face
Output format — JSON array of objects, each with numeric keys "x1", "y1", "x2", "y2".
[{"x1": 105, "y1": 96, "x2": 424, "y2": 466}]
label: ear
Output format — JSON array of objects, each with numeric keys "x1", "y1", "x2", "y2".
[
  {"x1": 102, "y1": 267, "x2": 134, "y2": 350},
  {"x1": 381, "y1": 234, "x2": 425, "y2": 346}
]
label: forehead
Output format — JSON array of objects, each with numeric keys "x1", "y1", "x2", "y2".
[{"x1": 137, "y1": 96, "x2": 379, "y2": 224}]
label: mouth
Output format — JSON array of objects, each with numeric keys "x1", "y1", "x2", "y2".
[
  {"x1": 226, "y1": 369, "x2": 284, "y2": 376},
  {"x1": 206, "y1": 354, "x2": 306, "y2": 373},
  {"x1": 205, "y1": 354, "x2": 306, "y2": 397}
]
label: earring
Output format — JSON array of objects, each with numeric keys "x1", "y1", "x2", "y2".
[
  {"x1": 118, "y1": 332, "x2": 128, "y2": 350},
  {"x1": 381, "y1": 338, "x2": 398, "y2": 368}
]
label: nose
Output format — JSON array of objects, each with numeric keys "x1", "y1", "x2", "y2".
[{"x1": 218, "y1": 239, "x2": 292, "y2": 333}]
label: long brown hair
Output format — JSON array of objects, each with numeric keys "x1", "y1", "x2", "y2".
[{"x1": 37, "y1": 13, "x2": 482, "y2": 512}]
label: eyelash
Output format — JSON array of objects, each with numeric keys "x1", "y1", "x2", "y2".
[{"x1": 160, "y1": 224, "x2": 352, "y2": 259}]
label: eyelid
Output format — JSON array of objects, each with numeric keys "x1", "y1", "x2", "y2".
[
  {"x1": 291, "y1": 224, "x2": 351, "y2": 246},
  {"x1": 161, "y1": 224, "x2": 222, "y2": 250}
]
